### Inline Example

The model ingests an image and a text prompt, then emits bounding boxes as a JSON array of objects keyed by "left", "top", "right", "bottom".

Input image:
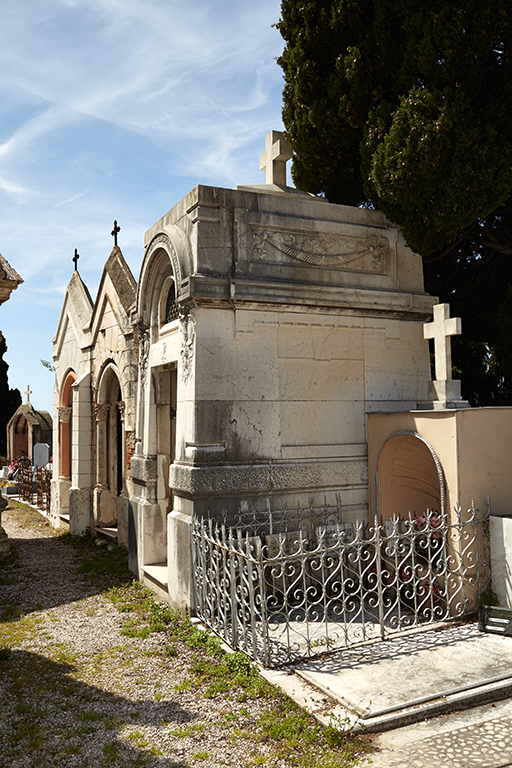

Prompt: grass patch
[
  {"left": 59, "top": 532, "right": 133, "bottom": 587},
  {"left": 190, "top": 651, "right": 273, "bottom": 700},
  {"left": 0, "top": 500, "right": 368, "bottom": 768},
  {"left": 250, "top": 697, "right": 367, "bottom": 768}
]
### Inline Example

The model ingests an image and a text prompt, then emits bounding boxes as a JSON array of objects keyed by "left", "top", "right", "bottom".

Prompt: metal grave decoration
[{"left": 193, "top": 498, "right": 491, "bottom": 668}]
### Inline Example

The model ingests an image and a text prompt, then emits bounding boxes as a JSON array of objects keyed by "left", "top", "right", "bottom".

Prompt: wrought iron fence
[
  {"left": 192, "top": 499, "right": 491, "bottom": 667},
  {"left": 19, "top": 467, "right": 52, "bottom": 512}
]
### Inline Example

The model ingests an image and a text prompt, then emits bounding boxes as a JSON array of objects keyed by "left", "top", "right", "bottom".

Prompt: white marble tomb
[{"left": 51, "top": 131, "right": 437, "bottom": 607}]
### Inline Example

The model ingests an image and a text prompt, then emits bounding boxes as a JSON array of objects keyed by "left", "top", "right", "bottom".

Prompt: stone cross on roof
[
  {"left": 111, "top": 220, "right": 121, "bottom": 247},
  {"left": 24, "top": 385, "right": 32, "bottom": 404},
  {"left": 72, "top": 249, "right": 80, "bottom": 272},
  {"left": 259, "top": 130, "right": 293, "bottom": 186},
  {"left": 423, "top": 303, "right": 461, "bottom": 382}
]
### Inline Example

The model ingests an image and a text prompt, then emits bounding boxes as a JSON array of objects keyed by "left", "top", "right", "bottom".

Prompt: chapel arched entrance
[
  {"left": 13, "top": 415, "right": 29, "bottom": 460},
  {"left": 59, "top": 371, "right": 77, "bottom": 480},
  {"left": 94, "top": 365, "right": 126, "bottom": 531}
]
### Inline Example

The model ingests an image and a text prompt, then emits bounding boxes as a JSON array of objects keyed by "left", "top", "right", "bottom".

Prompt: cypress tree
[{"left": 278, "top": 0, "right": 512, "bottom": 404}]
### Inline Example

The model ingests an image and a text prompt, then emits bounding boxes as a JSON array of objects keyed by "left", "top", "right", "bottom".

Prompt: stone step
[
  {"left": 95, "top": 526, "right": 118, "bottom": 542},
  {"left": 141, "top": 563, "right": 168, "bottom": 591}
]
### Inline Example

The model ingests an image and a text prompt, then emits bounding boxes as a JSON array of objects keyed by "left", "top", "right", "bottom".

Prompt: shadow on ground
[{"left": 0, "top": 649, "right": 191, "bottom": 767}]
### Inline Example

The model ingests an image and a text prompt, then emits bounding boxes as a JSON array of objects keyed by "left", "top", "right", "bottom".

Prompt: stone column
[
  {"left": 58, "top": 406, "right": 71, "bottom": 479},
  {"left": 93, "top": 403, "right": 113, "bottom": 530},
  {"left": 117, "top": 401, "right": 126, "bottom": 479},
  {"left": 94, "top": 403, "right": 110, "bottom": 490}
]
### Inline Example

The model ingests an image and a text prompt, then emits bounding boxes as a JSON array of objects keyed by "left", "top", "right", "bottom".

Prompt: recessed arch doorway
[{"left": 94, "top": 363, "right": 125, "bottom": 530}]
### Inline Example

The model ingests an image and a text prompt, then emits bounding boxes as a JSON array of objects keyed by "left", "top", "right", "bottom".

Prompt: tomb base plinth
[
  {"left": 0, "top": 495, "right": 10, "bottom": 558},
  {"left": 426, "top": 379, "right": 470, "bottom": 410}
]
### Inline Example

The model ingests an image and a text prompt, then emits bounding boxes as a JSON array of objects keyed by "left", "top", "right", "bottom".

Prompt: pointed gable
[{"left": 105, "top": 246, "right": 137, "bottom": 315}]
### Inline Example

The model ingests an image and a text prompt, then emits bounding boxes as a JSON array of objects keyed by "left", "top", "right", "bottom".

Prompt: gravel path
[{"left": 1, "top": 502, "right": 347, "bottom": 768}]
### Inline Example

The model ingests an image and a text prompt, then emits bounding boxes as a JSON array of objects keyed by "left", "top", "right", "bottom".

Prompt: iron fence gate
[
  {"left": 192, "top": 499, "right": 491, "bottom": 667},
  {"left": 19, "top": 467, "right": 52, "bottom": 512}
]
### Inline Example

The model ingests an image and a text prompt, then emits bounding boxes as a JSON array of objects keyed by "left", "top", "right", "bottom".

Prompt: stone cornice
[{"left": 169, "top": 459, "right": 368, "bottom": 496}]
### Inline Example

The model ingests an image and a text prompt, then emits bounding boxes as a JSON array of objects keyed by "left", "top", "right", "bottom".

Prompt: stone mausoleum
[
  {"left": 7, "top": 390, "right": 52, "bottom": 464},
  {"left": 50, "top": 131, "right": 512, "bottom": 609}
]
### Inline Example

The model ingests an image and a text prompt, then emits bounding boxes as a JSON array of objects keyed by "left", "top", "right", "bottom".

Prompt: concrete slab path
[
  {"left": 294, "top": 622, "right": 512, "bottom": 729},
  {"left": 262, "top": 621, "right": 512, "bottom": 767}
]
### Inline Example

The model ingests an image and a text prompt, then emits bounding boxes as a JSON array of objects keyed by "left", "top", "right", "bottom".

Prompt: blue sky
[{"left": 0, "top": 0, "right": 286, "bottom": 412}]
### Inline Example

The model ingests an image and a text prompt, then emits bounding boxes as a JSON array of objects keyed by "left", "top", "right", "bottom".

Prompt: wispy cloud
[
  {"left": 54, "top": 189, "right": 91, "bottom": 207},
  {"left": 0, "top": 0, "right": 285, "bottom": 410}
]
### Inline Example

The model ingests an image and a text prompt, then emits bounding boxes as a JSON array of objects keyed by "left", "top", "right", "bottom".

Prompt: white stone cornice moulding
[
  {"left": 169, "top": 459, "right": 368, "bottom": 496},
  {"left": 184, "top": 275, "right": 436, "bottom": 320},
  {"left": 184, "top": 443, "right": 226, "bottom": 463}
]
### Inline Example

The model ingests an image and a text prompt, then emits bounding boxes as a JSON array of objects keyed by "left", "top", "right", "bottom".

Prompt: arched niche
[
  {"left": 14, "top": 414, "right": 28, "bottom": 459},
  {"left": 96, "top": 363, "right": 124, "bottom": 501},
  {"left": 376, "top": 432, "right": 445, "bottom": 524},
  {"left": 59, "top": 370, "right": 77, "bottom": 479},
  {"left": 135, "top": 225, "right": 191, "bottom": 340}
]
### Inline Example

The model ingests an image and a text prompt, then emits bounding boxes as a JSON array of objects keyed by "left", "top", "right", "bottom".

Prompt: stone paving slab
[
  {"left": 369, "top": 698, "right": 512, "bottom": 768},
  {"left": 293, "top": 622, "right": 512, "bottom": 721},
  {"left": 262, "top": 623, "right": 512, "bottom": 767}
]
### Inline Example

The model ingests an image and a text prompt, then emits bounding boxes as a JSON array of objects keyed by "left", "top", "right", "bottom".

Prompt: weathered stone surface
[
  {"left": 51, "top": 135, "right": 441, "bottom": 609},
  {"left": 170, "top": 459, "right": 368, "bottom": 496}
]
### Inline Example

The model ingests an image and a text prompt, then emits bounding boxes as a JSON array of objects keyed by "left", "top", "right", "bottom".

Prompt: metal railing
[
  {"left": 192, "top": 499, "right": 491, "bottom": 667},
  {"left": 19, "top": 467, "right": 52, "bottom": 513}
]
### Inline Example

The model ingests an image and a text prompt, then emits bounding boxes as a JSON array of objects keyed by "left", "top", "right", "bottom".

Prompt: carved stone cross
[
  {"left": 111, "top": 220, "right": 120, "bottom": 246},
  {"left": 259, "top": 130, "right": 293, "bottom": 186},
  {"left": 72, "top": 249, "right": 80, "bottom": 272},
  {"left": 423, "top": 303, "right": 461, "bottom": 382},
  {"left": 24, "top": 385, "right": 32, "bottom": 404}
]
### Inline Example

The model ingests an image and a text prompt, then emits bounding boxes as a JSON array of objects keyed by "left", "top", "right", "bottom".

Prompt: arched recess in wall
[
  {"left": 96, "top": 362, "right": 125, "bottom": 498},
  {"left": 376, "top": 432, "right": 445, "bottom": 524},
  {"left": 137, "top": 247, "right": 176, "bottom": 340},
  {"left": 135, "top": 225, "right": 192, "bottom": 338},
  {"left": 60, "top": 370, "right": 77, "bottom": 479},
  {"left": 14, "top": 415, "right": 28, "bottom": 459}
]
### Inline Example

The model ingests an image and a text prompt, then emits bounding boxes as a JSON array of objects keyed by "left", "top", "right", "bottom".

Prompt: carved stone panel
[{"left": 252, "top": 227, "right": 388, "bottom": 274}]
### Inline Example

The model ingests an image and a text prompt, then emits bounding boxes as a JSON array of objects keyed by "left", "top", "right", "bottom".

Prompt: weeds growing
[{"left": 0, "top": 500, "right": 369, "bottom": 768}]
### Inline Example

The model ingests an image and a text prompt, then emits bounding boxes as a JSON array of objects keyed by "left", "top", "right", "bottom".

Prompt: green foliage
[
  {"left": 59, "top": 532, "right": 133, "bottom": 587},
  {"left": 479, "top": 587, "right": 500, "bottom": 607},
  {"left": 253, "top": 697, "right": 366, "bottom": 767},
  {"left": 279, "top": 0, "right": 512, "bottom": 256},
  {"left": 278, "top": 0, "right": 512, "bottom": 405},
  {"left": 0, "top": 335, "right": 21, "bottom": 454},
  {"left": 190, "top": 651, "right": 273, "bottom": 700}
]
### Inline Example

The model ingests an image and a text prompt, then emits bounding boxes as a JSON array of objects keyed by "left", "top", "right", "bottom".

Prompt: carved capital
[
  {"left": 58, "top": 406, "right": 71, "bottom": 424},
  {"left": 117, "top": 401, "right": 126, "bottom": 421},
  {"left": 94, "top": 403, "right": 110, "bottom": 422}
]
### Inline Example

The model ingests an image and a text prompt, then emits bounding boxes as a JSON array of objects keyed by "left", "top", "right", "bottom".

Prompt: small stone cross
[
  {"left": 72, "top": 249, "right": 80, "bottom": 272},
  {"left": 259, "top": 130, "right": 293, "bottom": 186},
  {"left": 423, "top": 303, "right": 462, "bottom": 382},
  {"left": 24, "top": 385, "right": 32, "bottom": 404},
  {"left": 111, "top": 220, "right": 121, "bottom": 246}
]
